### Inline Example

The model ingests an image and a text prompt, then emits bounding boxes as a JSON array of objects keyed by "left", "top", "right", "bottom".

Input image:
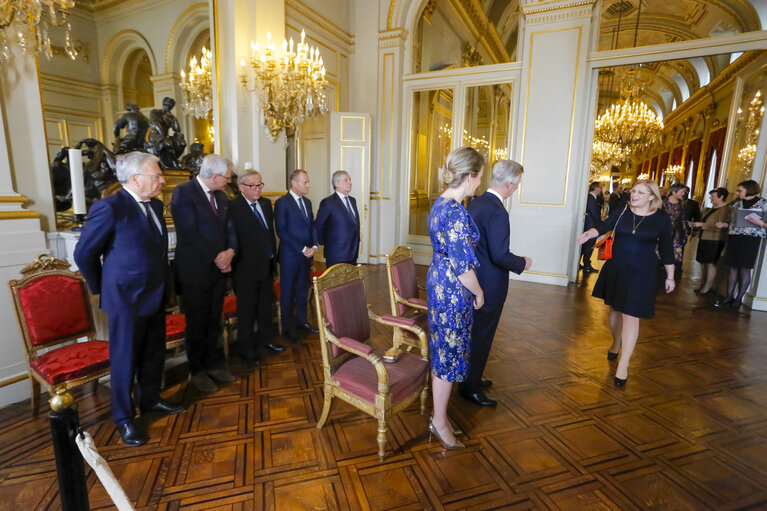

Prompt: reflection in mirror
[
  {"left": 413, "top": 0, "right": 519, "bottom": 73},
  {"left": 409, "top": 88, "right": 453, "bottom": 237},
  {"left": 587, "top": 52, "right": 764, "bottom": 209},
  {"left": 38, "top": 0, "right": 212, "bottom": 227},
  {"left": 725, "top": 64, "right": 767, "bottom": 192},
  {"left": 463, "top": 83, "right": 511, "bottom": 193}
]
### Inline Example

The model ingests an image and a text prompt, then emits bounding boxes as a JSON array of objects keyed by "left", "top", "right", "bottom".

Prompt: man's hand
[
  {"left": 302, "top": 246, "right": 317, "bottom": 258},
  {"left": 523, "top": 256, "right": 532, "bottom": 270},
  {"left": 215, "top": 248, "right": 234, "bottom": 271}
]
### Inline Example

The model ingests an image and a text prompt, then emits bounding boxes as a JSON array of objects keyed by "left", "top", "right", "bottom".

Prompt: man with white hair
[
  {"left": 171, "top": 154, "right": 238, "bottom": 393},
  {"left": 314, "top": 170, "right": 360, "bottom": 267},
  {"left": 462, "top": 159, "right": 532, "bottom": 407},
  {"left": 75, "top": 151, "right": 184, "bottom": 446}
]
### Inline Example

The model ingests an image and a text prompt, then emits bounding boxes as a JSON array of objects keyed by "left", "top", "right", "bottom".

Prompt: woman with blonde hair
[
  {"left": 577, "top": 180, "right": 675, "bottom": 387},
  {"left": 426, "top": 146, "right": 484, "bottom": 449}
]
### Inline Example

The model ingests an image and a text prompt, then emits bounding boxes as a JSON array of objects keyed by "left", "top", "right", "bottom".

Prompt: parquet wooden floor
[{"left": 2, "top": 254, "right": 767, "bottom": 510}]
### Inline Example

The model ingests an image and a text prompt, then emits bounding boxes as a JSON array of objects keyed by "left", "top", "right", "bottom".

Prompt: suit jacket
[
  {"left": 229, "top": 194, "right": 276, "bottom": 282},
  {"left": 74, "top": 188, "right": 169, "bottom": 317},
  {"left": 584, "top": 193, "right": 602, "bottom": 231},
  {"left": 274, "top": 192, "right": 317, "bottom": 260},
  {"left": 314, "top": 193, "right": 360, "bottom": 264},
  {"left": 170, "top": 178, "right": 237, "bottom": 281},
  {"left": 467, "top": 191, "right": 526, "bottom": 307}
]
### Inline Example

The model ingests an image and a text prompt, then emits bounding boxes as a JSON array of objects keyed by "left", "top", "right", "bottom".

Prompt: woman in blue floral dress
[{"left": 426, "top": 146, "right": 485, "bottom": 450}]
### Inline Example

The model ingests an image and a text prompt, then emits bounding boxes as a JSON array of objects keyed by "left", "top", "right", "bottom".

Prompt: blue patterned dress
[{"left": 426, "top": 197, "right": 480, "bottom": 382}]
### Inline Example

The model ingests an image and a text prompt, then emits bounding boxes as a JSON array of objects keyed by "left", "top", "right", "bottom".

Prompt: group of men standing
[{"left": 74, "top": 152, "right": 360, "bottom": 446}]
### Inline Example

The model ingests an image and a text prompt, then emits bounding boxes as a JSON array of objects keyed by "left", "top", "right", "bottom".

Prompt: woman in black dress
[
  {"left": 715, "top": 180, "right": 767, "bottom": 310},
  {"left": 577, "top": 180, "right": 676, "bottom": 387},
  {"left": 690, "top": 187, "right": 730, "bottom": 296}
]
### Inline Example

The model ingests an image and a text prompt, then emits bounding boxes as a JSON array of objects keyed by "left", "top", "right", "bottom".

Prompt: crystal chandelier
[
  {"left": 664, "top": 164, "right": 684, "bottom": 183},
  {"left": 180, "top": 47, "right": 213, "bottom": 120},
  {"left": 0, "top": 0, "right": 77, "bottom": 63},
  {"left": 637, "top": 172, "right": 650, "bottom": 180},
  {"left": 590, "top": 139, "right": 630, "bottom": 178},
  {"left": 240, "top": 30, "right": 328, "bottom": 140},
  {"left": 735, "top": 90, "right": 764, "bottom": 177},
  {"left": 594, "top": 88, "right": 664, "bottom": 153}
]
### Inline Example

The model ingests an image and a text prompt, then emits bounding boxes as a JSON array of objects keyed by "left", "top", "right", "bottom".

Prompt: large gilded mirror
[{"left": 39, "top": 0, "right": 214, "bottom": 227}]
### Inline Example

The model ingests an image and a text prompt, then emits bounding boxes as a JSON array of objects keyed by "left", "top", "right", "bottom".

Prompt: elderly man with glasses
[
  {"left": 171, "top": 154, "right": 238, "bottom": 393},
  {"left": 75, "top": 152, "right": 184, "bottom": 446}
]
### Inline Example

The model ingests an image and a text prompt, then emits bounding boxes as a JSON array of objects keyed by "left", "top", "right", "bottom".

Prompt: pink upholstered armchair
[
  {"left": 385, "top": 246, "right": 429, "bottom": 357},
  {"left": 8, "top": 255, "right": 110, "bottom": 415},
  {"left": 312, "top": 263, "right": 429, "bottom": 461}
]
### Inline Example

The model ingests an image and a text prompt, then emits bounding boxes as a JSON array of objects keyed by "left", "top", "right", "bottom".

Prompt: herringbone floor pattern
[{"left": 1, "top": 255, "right": 767, "bottom": 510}]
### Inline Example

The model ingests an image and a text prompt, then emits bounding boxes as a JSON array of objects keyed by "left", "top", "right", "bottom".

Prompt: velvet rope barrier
[{"left": 75, "top": 432, "right": 135, "bottom": 511}]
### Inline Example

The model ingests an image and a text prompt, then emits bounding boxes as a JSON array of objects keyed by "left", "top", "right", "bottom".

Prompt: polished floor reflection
[{"left": 0, "top": 255, "right": 766, "bottom": 510}]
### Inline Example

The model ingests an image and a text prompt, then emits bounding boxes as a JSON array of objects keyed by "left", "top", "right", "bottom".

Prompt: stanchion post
[{"left": 49, "top": 389, "right": 90, "bottom": 511}]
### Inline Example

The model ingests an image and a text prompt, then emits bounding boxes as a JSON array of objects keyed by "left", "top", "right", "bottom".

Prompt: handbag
[{"left": 594, "top": 205, "right": 627, "bottom": 261}]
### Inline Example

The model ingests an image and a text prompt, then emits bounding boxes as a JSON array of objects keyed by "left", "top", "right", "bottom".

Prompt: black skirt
[
  {"left": 724, "top": 235, "right": 763, "bottom": 269},
  {"left": 696, "top": 239, "right": 725, "bottom": 264}
]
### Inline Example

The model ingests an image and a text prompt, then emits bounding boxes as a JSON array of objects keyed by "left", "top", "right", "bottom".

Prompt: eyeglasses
[
  {"left": 242, "top": 182, "right": 265, "bottom": 189},
  {"left": 136, "top": 173, "right": 163, "bottom": 181}
]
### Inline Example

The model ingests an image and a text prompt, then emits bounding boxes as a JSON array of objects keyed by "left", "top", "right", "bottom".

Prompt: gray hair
[
  {"left": 237, "top": 169, "right": 262, "bottom": 184},
  {"left": 199, "top": 154, "right": 233, "bottom": 179},
  {"left": 116, "top": 152, "right": 159, "bottom": 183},
  {"left": 490, "top": 159, "right": 523, "bottom": 187},
  {"left": 442, "top": 146, "right": 484, "bottom": 188},
  {"left": 331, "top": 170, "right": 349, "bottom": 189}
]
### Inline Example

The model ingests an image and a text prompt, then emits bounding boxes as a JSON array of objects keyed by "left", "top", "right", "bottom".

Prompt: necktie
[
  {"left": 344, "top": 195, "right": 356, "bottom": 220},
  {"left": 208, "top": 191, "right": 217, "bottom": 214},
  {"left": 298, "top": 197, "right": 308, "bottom": 219},
  {"left": 141, "top": 202, "right": 160, "bottom": 236},
  {"left": 251, "top": 202, "right": 267, "bottom": 230}
]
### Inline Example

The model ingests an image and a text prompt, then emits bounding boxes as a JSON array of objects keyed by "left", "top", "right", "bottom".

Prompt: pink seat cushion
[
  {"left": 333, "top": 350, "right": 428, "bottom": 405},
  {"left": 166, "top": 314, "right": 186, "bottom": 342},
  {"left": 30, "top": 341, "right": 110, "bottom": 386},
  {"left": 222, "top": 295, "right": 237, "bottom": 319},
  {"left": 18, "top": 275, "right": 92, "bottom": 346}
]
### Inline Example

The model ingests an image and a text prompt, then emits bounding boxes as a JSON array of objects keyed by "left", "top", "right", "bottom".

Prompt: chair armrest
[
  {"left": 405, "top": 297, "right": 427, "bottom": 310},
  {"left": 339, "top": 336, "right": 373, "bottom": 355},
  {"left": 367, "top": 307, "right": 429, "bottom": 358},
  {"left": 417, "top": 283, "right": 426, "bottom": 291},
  {"left": 321, "top": 322, "right": 390, "bottom": 391}
]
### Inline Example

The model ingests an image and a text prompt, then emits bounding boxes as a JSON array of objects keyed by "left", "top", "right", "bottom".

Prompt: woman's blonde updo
[{"left": 441, "top": 146, "right": 485, "bottom": 188}]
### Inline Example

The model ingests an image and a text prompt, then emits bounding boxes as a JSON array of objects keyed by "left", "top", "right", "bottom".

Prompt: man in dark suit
[
  {"left": 314, "top": 170, "right": 360, "bottom": 267},
  {"left": 171, "top": 154, "right": 237, "bottom": 393},
  {"left": 74, "top": 152, "right": 184, "bottom": 446},
  {"left": 580, "top": 181, "right": 603, "bottom": 273},
  {"left": 461, "top": 159, "right": 531, "bottom": 407},
  {"left": 229, "top": 169, "right": 285, "bottom": 366},
  {"left": 274, "top": 169, "right": 318, "bottom": 342},
  {"left": 608, "top": 186, "right": 624, "bottom": 214}
]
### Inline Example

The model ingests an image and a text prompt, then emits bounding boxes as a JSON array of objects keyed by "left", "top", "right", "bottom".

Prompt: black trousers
[
  {"left": 181, "top": 272, "right": 225, "bottom": 374},
  {"left": 107, "top": 308, "right": 165, "bottom": 426},
  {"left": 462, "top": 302, "right": 504, "bottom": 394},
  {"left": 581, "top": 238, "right": 596, "bottom": 268},
  {"left": 234, "top": 274, "right": 274, "bottom": 359}
]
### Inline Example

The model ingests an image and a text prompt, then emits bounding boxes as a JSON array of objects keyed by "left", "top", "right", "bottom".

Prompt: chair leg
[
  {"left": 30, "top": 378, "right": 40, "bottom": 417},
  {"left": 377, "top": 419, "right": 388, "bottom": 461},
  {"left": 222, "top": 320, "right": 229, "bottom": 359},
  {"left": 90, "top": 378, "right": 99, "bottom": 394},
  {"left": 276, "top": 306, "right": 282, "bottom": 336},
  {"left": 420, "top": 384, "right": 429, "bottom": 415},
  {"left": 316, "top": 386, "right": 333, "bottom": 429}
]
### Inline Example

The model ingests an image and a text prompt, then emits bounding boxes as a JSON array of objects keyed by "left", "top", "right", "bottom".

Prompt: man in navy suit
[
  {"left": 74, "top": 152, "right": 184, "bottom": 446},
  {"left": 580, "top": 181, "right": 603, "bottom": 273},
  {"left": 275, "top": 169, "right": 318, "bottom": 342},
  {"left": 315, "top": 170, "right": 360, "bottom": 267},
  {"left": 462, "top": 159, "right": 531, "bottom": 407},
  {"left": 229, "top": 169, "right": 284, "bottom": 367},
  {"left": 171, "top": 154, "right": 238, "bottom": 393}
]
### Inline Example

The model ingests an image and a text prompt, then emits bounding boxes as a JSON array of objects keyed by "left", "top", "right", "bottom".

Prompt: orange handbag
[{"left": 594, "top": 206, "right": 627, "bottom": 261}]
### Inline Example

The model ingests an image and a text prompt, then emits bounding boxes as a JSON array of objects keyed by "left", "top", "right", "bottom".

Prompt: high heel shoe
[
  {"left": 606, "top": 350, "right": 619, "bottom": 361},
  {"left": 429, "top": 414, "right": 462, "bottom": 435},
  {"left": 428, "top": 419, "right": 465, "bottom": 450},
  {"left": 613, "top": 377, "right": 627, "bottom": 387}
]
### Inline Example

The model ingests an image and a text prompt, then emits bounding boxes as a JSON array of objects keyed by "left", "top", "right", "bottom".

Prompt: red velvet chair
[
  {"left": 312, "top": 263, "right": 429, "bottom": 461},
  {"left": 385, "top": 246, "right": 429, "bottom": 356},
  {"left": 221, "top": 294, "right": 237, "bottom": 358},
  {"left": 165, "top": 312, "right": 186, "bottom": 353},
  {"left": 273, "top": 268, "right": 324, "bottom": 336},
  {"left": 8, "top": 254, "right": 110, "bottom": 415}
]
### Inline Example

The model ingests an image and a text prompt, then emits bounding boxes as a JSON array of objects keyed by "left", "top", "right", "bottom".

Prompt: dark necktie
[
  {"left": 344, "top": 195, "right": 356, "bottom": 220},
  {"left": 298, "top": 197, "right": 308, "bottom": 220},
  {"left": 141, "top": 201, "right": 160, "bottom": 236},
  {"left": 251, "top": 202, "right": 267, "bottom": 230},
  {"left": 208, "top": 191, "right": 217, "bottom": 214}
]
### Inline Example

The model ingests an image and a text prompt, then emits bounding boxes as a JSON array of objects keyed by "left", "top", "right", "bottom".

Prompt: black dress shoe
[
  {"left": 479, "top": 377, "right": 493, "bottom": 387},
  {"left": 607, "top": 350, "right": 619, "bottom": 361},
  {"left": 460, "top": 390, "right": 497, "bottom": 407},
  {"left": 614, "top": 376, "right": 627, "bottom": 387},
  {"left": 239, "top": 354, "right": 262, "bottom": 367},
  {"left": 299, "top": 322, "right": 319, "bottom": 334},
  {"left": 116, "top": 422, "right": 147, "bottom": 446},
  {"left": 265, "top": 342, "right": 286, "bottom": 352},
  {"left": 140, "top": 399, "right": 185, "bottom": 415}
]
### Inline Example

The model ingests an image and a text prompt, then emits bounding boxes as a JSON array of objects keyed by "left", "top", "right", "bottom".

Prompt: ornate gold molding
[
  {"left": 379, "top": 29, "right": 408, "bottom": 49},
  {"left": 0, "top": 211, "right": 41, "bottom": 220},
  {"left": 0, "top": 196, "right": 30, "bottom": 203},
  {"left": 523, "top": 1, "right": 595, "bottom": 25},
  {"left": 0, "top": 373, "right": 28, "bottom": 389}
]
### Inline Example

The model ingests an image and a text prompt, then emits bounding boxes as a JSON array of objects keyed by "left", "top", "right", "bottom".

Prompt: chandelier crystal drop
[
  {"left": 240, "top": 30, "right": 328, "bottom": 140},
  {"left": 180, "top": 47, "right": 213, "bottom": 120},
  {"left": 594, "top": 94, "right": 664, "bottom": 153},
  {"left": 0, "top": 0, "right": 77, "bottom": 63}
]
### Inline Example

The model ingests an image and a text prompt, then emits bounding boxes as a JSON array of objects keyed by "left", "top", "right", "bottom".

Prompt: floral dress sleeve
[{"left": 444, "top": 202, "right": 479, "bottom": 277}]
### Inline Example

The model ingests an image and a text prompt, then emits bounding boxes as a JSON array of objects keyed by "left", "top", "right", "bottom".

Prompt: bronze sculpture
[
  {"left": 112, "top": 104, "right": 150, "bottom": 154},
  {"left": 75, "top": 138, "right": 118, "bottom": 202},
  {"left": 179, "top": 142, "right": 205, "bottom": 176},
  {"left": 146, "top": 97, "right": 186, "bottom": 169}
]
